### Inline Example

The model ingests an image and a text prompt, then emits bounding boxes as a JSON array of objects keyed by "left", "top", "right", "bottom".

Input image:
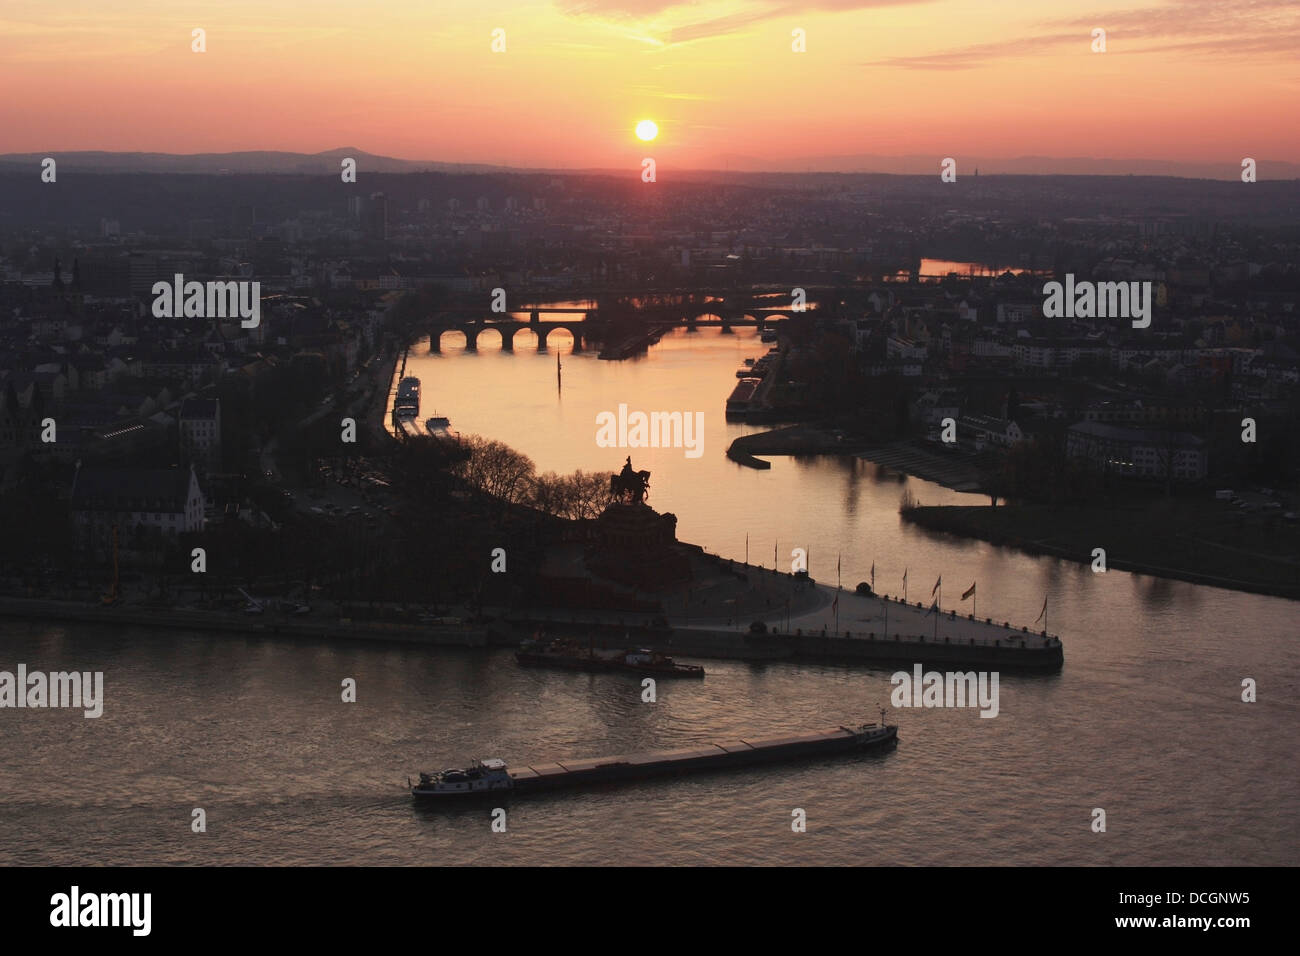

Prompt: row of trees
[{"left": 453, "top": 434, "right": 614, "bottom": 520}]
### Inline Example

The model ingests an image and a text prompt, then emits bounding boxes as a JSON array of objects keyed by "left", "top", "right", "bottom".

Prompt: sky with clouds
[{"left": 2, "top": 0, "right": 1296, "bottom": 170}]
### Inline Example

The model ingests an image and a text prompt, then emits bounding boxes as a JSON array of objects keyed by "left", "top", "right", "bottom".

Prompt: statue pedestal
[{"left": 586, "top": 501, "right": 692, "bottom": 591}]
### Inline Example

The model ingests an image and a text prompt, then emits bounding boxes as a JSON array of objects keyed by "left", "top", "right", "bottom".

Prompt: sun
[{"left": 635, "top": 119, "right": 658, "bottom": 142}]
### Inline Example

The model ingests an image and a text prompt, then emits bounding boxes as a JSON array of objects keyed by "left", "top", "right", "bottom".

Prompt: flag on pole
[
  {"left": 902, "top": 567, "right": 908, "bottom": 585},
  {"left": 961, "top": 581, "right": 976, "bottom": 601},
  {"left": 931, "top": 575, "right": 942, "bottom": 597},
  {"left": 831, "top": 593, "right": 839, "bottom": 613},
  {"left": 924, "top": 599, "right": 938, "bottom": 617},
  {"left": 870, "top": 561, "right": 876, "bottom": 591},
  {"left": 1033, "top": 594, "right": 1048, "bottom": 624}
]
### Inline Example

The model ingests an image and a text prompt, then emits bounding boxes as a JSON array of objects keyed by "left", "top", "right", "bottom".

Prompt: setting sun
[{"left": 635, "top": 119, "right": 658, "bottom": 142}]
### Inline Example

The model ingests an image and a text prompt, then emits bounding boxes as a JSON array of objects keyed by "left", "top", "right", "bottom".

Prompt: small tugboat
[
  {"left": 409, "top": 758, "right": 512, "bottom": 797},
  {"left": 516, "top": 636, "right": 705, "bottom": 678}
]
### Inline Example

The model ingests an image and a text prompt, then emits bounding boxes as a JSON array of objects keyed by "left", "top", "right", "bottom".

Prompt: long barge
[{"left": 410, "top": 717, "right": 898, "bottom": 798}]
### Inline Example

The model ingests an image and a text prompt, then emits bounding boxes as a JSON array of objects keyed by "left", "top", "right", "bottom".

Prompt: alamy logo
[
  {"left": 50, "top": 886, "right": 150, "bottom": 936},
  {"left": 151, "top": 273, "right": 260, "bottom": 328},
  {"left": 0, "top": 665, "right": 103, "bottom": 717},
  {"left": 890, "top": 664, "right": 999, "bottom": 718},
  {"left": 595, "top": 404, "right": 704, "bottom": 459},
  {"left": 1042, "top": 273, "right": 1151, "bottom": 328}
]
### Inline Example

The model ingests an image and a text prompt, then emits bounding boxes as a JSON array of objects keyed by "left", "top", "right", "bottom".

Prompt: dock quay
[
  {"left": 508, "top": 615, "right": 1061, "bottom": 670},
  {"left": 1, "top": 590, "right": 1062, "bottom": 671},
  {"left": 510, "top": 572, "right": 1064, "bottom": 671},
  {"left": 411, "top": 720, "right": 899, "bottom": 798},
  {"left": 725, "top": 445, "right": 771, "bottom": 469}
]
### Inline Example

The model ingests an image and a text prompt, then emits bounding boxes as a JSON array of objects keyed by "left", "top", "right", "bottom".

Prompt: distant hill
[
  {"left": 705, "top": 153, "right": 1300, "bottom": 181},
  {"left": 0, "top": 148, "right": 507, "bottom": 175},
  {"left": 0, "top": 149, "right": 1295, "bottom": 181}
]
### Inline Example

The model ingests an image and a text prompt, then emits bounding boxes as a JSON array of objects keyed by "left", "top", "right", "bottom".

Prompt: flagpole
[{"left": 745, "top": 533, "right": 749, "bottom": 566}]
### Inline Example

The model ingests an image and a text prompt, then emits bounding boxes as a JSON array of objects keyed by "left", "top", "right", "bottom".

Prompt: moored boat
[
  {"left": 424, "top": 413, "right": 458, "bottom": 439},
  {"left": 394, "top": 376, "right": 421, "bottom": 419},
  {"left": 516, "top": 637, "right": 705, "bottom": 677}
]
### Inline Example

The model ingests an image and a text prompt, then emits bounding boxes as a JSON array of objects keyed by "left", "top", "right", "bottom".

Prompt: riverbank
[
  {"left": 903, "top": 501, "right": 1300, "bottom": 601},
  {"left": 0, "top": 596, "right": 492, "bottom": 646},
  {"left": 857, "top": 441, "right": 988, "bottom": 494},
  {"left": 726, "top": 428, "right": 989, "bottom": 493},
  {"left": 0, "top": 586, "right": 1060, "bottom": 671},
  {"left": 727, "top": 423, "right": 866, "bottom": 456}
]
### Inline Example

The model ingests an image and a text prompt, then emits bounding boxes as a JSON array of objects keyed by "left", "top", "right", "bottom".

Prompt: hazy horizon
[
  {"left": 3, "top": 0, "right": 1297, "bottom": 174},
  {"left": 3, "top": 146, "right": 1297, "bottom": 181}
]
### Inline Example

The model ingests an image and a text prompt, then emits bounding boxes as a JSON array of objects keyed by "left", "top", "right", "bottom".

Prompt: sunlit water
[{"left": 1, "top": 328, "right": 1294, "bottom": 865}]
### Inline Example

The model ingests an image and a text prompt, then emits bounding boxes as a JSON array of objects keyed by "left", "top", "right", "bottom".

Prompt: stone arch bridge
[{"left": 425, "top": 306, "right": 792, "bottom": 353}]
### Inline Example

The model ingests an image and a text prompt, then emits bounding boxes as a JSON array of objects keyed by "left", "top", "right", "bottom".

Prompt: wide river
[{"left": 1, "top": 328, "right": 1294, "bottom": 865}]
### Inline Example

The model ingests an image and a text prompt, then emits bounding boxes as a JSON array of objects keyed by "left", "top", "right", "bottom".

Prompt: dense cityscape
[{"left": 1, "top": 162, "right": 1297, "bottom": 608}]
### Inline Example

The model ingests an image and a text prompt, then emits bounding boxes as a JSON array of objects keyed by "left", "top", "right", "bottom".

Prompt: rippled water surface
[{"left": 2, "top": 329, "right": 1295, "bottom": 865}]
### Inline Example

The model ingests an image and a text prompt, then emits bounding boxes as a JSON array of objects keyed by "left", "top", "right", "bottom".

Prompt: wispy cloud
[
  {"left": 862, "top": 0, "right": 1300, "bottom": 70},
  {"left": 556, "top": 0, "right": 939, "bottom": 46},
  {"left": 668, "top": 9, "right": 780, "bottom": 44},
  {"left": 864, "top": 33, "right": 1078, "bottom": 70}
]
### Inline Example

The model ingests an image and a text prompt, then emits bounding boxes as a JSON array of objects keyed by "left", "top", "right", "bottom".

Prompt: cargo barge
[{"left": 410, "top": 716, "right": 898, "bottom": 798}]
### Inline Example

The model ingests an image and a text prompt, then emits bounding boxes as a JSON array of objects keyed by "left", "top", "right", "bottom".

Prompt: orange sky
[{"left": 2, "top": 0, "right": 1297, "bottom": 170}]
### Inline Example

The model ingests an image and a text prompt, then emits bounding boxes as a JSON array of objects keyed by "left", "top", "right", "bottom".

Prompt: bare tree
[
  {"left": 529, "top": 471, "right": 574, "bottom": 517},
  {"left": 561, "top": 470, "right": 616, "bottom": 520},
  {"left": 455, "top": 435, "right": 536, "bottom": 507}
]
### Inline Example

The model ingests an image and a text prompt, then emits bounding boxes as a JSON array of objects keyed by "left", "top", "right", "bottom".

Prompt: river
[{"left": 0, "top": 327, "right": 1294, "bottom": 865}]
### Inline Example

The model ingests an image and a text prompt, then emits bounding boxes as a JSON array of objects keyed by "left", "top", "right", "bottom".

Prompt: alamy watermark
[
  {"left": 1042, "top": 273, "right": 1151, "bottom": 328},
  {"left": 595, "top": 403, "right": 704, "bottom": 459},
  {"left": 0, "top": 665, "right": 103, "bottom": 717},
  {"left": 50, "top": 886, "right": 150, "bottom": 936},
  {"left": 151, "top": 274, "right": 261, "bottom": 328},
  {"left": 890, "top": 664, "right": 999, "bottom": 718}
]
